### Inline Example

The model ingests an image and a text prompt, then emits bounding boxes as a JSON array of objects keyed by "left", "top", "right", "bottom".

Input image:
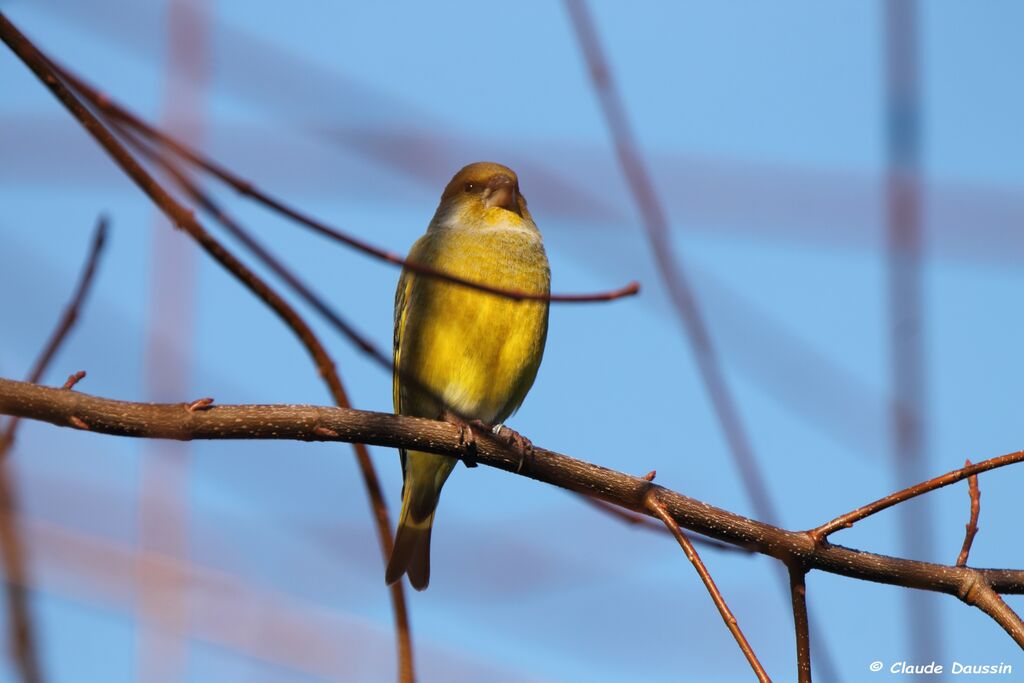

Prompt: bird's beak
[{"left": 483, "top": 175, "right": 521, "bottom": 216}]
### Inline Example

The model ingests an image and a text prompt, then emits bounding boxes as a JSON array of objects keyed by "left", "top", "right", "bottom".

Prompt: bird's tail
[{"left": 386, "top": 452, "right": 446, "bottom": 590}]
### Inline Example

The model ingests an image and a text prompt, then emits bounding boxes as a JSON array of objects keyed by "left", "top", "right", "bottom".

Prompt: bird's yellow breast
[{"left": 394, "top": 224, "right": 550, "bottom": 424}]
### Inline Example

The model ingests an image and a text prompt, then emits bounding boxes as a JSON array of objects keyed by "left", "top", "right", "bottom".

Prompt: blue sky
[{"left": 1, "top": 1, "right": 1023, "bottom": 681}]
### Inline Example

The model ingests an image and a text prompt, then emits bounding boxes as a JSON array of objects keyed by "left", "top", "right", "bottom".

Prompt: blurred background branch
[
  {"left": 0, "top": 216, "right": 107, "bottom": 683},
  {"left": 563, "top": 1, "right": 842, "bottom": 678}
]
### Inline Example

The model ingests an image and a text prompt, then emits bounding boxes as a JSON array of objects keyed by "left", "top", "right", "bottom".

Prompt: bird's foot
[
  {"left": 441, "top": 411, "right": 487, "bottom": 468},
  {"left": 492, "top": 424, "right": 534, "bottom": 474}
]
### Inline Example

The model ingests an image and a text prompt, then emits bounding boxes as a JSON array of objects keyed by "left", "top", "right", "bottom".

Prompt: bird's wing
[{"left": 393, "top": 266, "right": 414, "bottom": 481}]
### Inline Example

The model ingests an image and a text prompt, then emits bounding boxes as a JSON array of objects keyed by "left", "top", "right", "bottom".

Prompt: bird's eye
[{"left": 463, "top": 182, "right": 482, "bottom": 194}]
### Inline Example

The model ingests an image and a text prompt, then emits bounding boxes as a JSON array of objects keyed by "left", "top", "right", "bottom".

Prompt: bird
[{"left": 385, "top": 162, "right": 551, "bottom": 590}]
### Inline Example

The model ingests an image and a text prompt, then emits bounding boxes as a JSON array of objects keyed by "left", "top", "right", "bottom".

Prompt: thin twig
[
  {"left": 810, "top": 453, "right": 1021, "bottom": 542},
  {"left": 3, "top": 379, "right": 1024, "bottom": 601},
  {"left": 0, "top": 15, "right": 415, "bottom": 681},
  {"left": 788, "top": 564, "right": 812, "bottom": 683},
  {"left": 956, "top": 459, "right": 981, "bottom": 567},
  {"left": 646, "top": 493, "right": 771, "bottom": 682},
  {"left": 0, "top": 216, "right": 104, "bottom": 683},
  {"left": 50, "top": 60, "right": 638, "bottom": 305},
  {"left": 0, "top": 217, "right": 106, "bottom": 454}
]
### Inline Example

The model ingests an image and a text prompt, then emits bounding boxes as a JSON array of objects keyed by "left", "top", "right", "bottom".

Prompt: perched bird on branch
[{"left": 386, "top": 162, "right": 551, "bottom": 590}]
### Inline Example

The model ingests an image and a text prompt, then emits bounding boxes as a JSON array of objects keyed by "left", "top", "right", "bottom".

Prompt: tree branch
[
  {"left": 809, "top": 452, "right": 1020, "bottom": 542},
  {"left": 49, "top": 57, "right": 638, "bottom": 305},
  {"left": 114, "top": 124, "right": 397, "bottom": 385},
  {"left": 956, "top": 459, "right": 981, "bottom": 567},
  {"left": 646, "top": 494, "right": 770, "bottom": 682},
  {"left": 0, "top": 15, "right": 414, "bottom": 681},
  {"left": 959, "top": 574, "right": 1024, "bottom": 648},
  {"left": 788, "top": 564, "right": 812, "bottom": 683},
  {"left": 3, "top": 377, "right": 1024, "bottom": 606}
]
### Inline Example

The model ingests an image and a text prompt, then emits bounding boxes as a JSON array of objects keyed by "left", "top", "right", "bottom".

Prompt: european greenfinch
[{"left": 385, "top": 162, "right": 550, "bottom": 590}]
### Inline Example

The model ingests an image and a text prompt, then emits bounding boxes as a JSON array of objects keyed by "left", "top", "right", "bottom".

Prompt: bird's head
[{"left": 434, "top": 162, "right": 533, "bottom": 229}]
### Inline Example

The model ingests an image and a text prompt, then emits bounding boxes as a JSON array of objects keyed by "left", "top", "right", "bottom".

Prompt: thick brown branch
[
  {"left": 647, "top": 495, "right": 770, "bottom": 682},
  {"left": 956, "top": 459, "right": 981, "bottom": 567},
  {"left": 3, "top": 377, "right": 1024, "bottom": 604}
]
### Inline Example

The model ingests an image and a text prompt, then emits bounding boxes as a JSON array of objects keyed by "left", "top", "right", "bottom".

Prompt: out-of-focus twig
[
  {"left": 564, "top": 4, "right": 841, "bottom": 679},
  {"left": 0, "top": 215, "right": 106, "bottom": 683},
  {"left": 956, "top": 459, "right": 981, "bottom": 567},
  {"left": 563, "top": 0, "right": 778, "bottom": 526},
  {"left": 116, "top": 124, "right": 393, "bottom": 371},
  {"left": 135, "top": 3, "right": 205, "bottom": 677},
  {"left": 884, "top": 0, "right": 938, "bottom": 661},
  {"left": 50, "top": 59, "right": 639, "bottom": 305},
  {"left": 0, "top": 447, "right": 42, "bottom": 683},
  {"left": 0, "top": 15, "right": 416, "bottom": 681},
  {"left": 645, "top": 493, "right": 771, "bottom": 682}
]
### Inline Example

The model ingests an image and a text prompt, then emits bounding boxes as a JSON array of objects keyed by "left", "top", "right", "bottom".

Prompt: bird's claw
[
  {"left": 442, "top": 411, "right": 480, "bottom": 467},
  {"left": 442, "top": 414, "right": 533, "bottom": 472},
  {"left": 494, "top": 425, "right": 533, "bottom": 473}
]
